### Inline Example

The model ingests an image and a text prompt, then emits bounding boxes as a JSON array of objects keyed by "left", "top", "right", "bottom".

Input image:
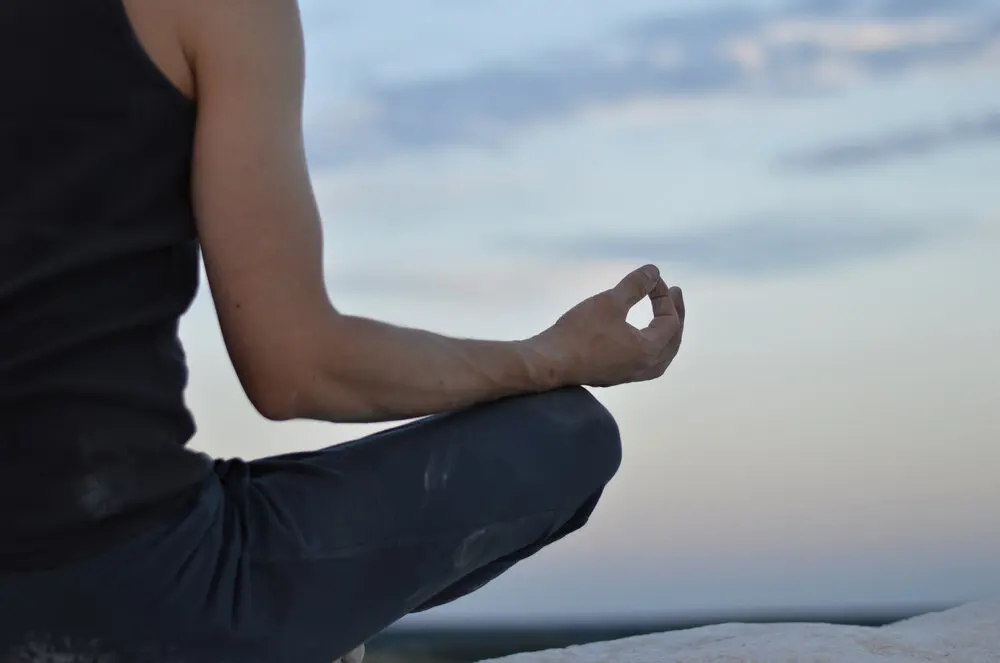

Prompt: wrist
[{"left": 516, "top": 330, "right": 576, "bottom": 392}]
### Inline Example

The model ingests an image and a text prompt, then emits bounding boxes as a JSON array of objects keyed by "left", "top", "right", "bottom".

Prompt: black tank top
[{"left": 0, "top": 0, "right": 213, "bottom": 569}]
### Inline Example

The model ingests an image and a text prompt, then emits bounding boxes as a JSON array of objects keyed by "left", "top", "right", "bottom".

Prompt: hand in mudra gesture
[{"left": 534, "top": 265, "right": 686, "bottom": 388}]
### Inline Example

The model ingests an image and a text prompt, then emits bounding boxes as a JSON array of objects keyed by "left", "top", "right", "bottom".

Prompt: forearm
[{"left": 292, "top": 313, "right": 569, "bottom": 423}]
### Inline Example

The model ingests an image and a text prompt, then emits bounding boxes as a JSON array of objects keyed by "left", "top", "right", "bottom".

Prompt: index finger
[{"left": 609, "top": 264, "right": 660, "bottom": 311}]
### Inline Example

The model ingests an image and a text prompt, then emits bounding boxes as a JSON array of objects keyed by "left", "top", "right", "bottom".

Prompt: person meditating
[{"left": 0, "top": 0, "right": 686, "bottom": 661}]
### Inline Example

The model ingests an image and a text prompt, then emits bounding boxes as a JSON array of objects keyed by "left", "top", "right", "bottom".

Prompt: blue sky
[{"left": 180, "top": 0, "right": 1000, "bottom": 621}]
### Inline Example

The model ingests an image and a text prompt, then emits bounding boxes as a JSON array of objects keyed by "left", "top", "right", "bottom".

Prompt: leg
[{"left": 224, "top": 386, "right": 622, "bottom": 662}]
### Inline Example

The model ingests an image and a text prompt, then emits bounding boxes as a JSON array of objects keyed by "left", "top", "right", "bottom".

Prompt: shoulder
[{"left": 176, "top": 0, "right": 305, "bottom": 78}]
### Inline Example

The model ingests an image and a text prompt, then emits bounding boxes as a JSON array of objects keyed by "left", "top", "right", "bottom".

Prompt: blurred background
[{"left": 181, "top": 0, "right": 1000, "bottom": 659}]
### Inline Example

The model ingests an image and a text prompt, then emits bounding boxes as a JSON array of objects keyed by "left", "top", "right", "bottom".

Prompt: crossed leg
[{"left": 223, "top": 386, "right": 623, "bottom": 662}]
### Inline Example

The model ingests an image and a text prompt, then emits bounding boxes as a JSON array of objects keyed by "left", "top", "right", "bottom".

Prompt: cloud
[
  {"left": 505, "top": 216, "right": 941, "bottom": 276},
  {"left": 328, "top": 269, "right": 504, "bottom": 302},
  {"left": 309, "top": 0, "right": 1000, "bottom": 167},
  {"left": 792, "top": 0, "right": 993, "bottom": 19},
  {"left": 322, "top": 258, "right": 635, "bottom": 306},
  {"left": 777, "top": 110, "right": 1000, "bottom": 171},
  {"left": 834, "top": 0, "right": 994, "bottom": 20}
]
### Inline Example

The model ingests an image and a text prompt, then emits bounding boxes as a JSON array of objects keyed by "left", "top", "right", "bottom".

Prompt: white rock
[{"left": 480, "top": 600, "right": 1000, "bottom": 663}]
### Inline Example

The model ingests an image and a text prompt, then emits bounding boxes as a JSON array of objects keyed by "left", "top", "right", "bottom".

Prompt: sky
[{"left": 179, "top": 0, "right": 1000, "bottom": 622}]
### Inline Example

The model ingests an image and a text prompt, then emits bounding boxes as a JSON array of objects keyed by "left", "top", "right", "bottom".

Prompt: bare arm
[
  {"left": 179, "top": 0, "right": 683, "bottom": 424},
  {"left": 179, "top": 0, "right": 566, "bottom": 423}
]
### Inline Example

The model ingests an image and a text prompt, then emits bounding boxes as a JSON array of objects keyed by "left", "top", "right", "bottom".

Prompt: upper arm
[{"left": 179, "top": 0, "right": 334, "bottom": 418}]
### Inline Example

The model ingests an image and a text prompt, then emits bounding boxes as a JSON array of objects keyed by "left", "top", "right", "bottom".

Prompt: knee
[
  {"left": 529, "top": 387, "right": 623, "bottom": 487},
  {"left": 571, "top": 388, "right": 623, "bottom": 486}
]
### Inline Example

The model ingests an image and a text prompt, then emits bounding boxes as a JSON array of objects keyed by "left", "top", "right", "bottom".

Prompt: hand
[{"left": 533, "top": 265, "right": 686, "bottom": 388}]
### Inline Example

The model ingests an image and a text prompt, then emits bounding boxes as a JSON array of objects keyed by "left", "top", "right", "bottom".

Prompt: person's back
[
  {"left": 0, "top": 0, "right": 211, "bottom": 568},
  {"left": 0, "top": 0, "right": 684, "bottom": 660}
]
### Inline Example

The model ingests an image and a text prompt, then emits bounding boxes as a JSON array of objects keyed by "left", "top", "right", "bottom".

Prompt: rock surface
[{"left": 481, "top": 600, "right": 1000, "bottom": 663}]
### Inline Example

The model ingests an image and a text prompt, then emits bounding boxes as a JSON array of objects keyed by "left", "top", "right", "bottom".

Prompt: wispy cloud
[
  {"left": 505, "top": 216, "right": 942, "bottom": 276},
  {"left": 777, "top": 110, "right": 1000, "bottom": 172},
  {"left": 309, "top": 0, "right": 1000, "bottom": 167}
]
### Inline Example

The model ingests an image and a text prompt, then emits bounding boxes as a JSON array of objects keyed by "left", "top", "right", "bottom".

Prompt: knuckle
[{"left": 596, "top": 290, "right": 617, "bottom": 308}]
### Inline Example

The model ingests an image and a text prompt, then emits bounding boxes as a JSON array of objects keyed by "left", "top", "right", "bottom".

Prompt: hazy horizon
[{"left": 180, "top": 0, "right": 1000, "bottom": 622}]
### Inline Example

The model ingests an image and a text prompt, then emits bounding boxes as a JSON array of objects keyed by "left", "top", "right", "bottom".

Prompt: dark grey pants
[{"left": 0, "top": 387, "right": 622, "bottom": 663}]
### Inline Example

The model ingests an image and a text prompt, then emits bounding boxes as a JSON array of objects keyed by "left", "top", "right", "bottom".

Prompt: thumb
[{"left": 609, "top": 264, "right": 660, "bottom": 311}]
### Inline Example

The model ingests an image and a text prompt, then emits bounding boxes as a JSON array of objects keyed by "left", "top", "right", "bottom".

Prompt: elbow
[
  {"left": 239, "top": 358, "right": 317, "bottom": 422},
  {"left": 254, "top": 399, "right": 297, "bottom": 423},
  {"left": 244, "top": 365, "right": 374, "bottom": 424},
  {"left": 235, "top": 312, "right": 377, "bottom": 423},
  {"left": 246, "top": 380, "right": 305, "bottom": 422},
  {"left": 235, "top": 316, "right": 335, "bottom": 422}
]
